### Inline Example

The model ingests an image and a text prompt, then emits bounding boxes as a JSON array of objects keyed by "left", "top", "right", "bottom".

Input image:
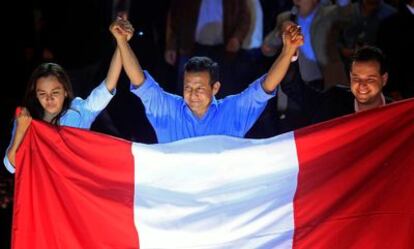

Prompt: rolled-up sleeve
[
  {"left": 82, "top": 80, "right": 116, "bottom": 113},
  {"left": 3, "top": 122, "right": 16, "bottom": 174},
  {"left": 3, "top": 155, "right": 15, "bottom": 174},
  {"left": 130, "top": 71, "right": 161, "bottom": 101},
  {"left": 244, "top": 74, "right": 277, "bottom": 103},
  {"left": 130, "top": 71, "right": 179, "bottom": 117}
]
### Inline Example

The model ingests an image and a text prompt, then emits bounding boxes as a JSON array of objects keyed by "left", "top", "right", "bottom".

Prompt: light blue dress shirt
[
  {"left": 296, "top": 6, "right": 323, "bottom": 82},
  {"left": 131, "top": 71, "right": 275, "bottom": 143},
  {"left": 3, "top": 81, "right": 115, "bottom": 173},
  {"left": 195, "top": 0, "right": 224, "bottom": 45}
]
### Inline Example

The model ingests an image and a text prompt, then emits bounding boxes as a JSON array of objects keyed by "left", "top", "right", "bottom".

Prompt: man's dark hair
[
  {"left": 184, "top": 56, "right": 220, "bottom": 85},
  {"left": 351, "top": 45, "right": 387, "bottom": 75}
]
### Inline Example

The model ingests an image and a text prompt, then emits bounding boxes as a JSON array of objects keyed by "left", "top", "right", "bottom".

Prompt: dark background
[{"left": 0, "top": 0, "right": 403, "bottom": 248}]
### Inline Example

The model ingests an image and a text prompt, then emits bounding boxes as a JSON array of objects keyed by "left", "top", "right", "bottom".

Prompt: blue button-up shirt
[
  {"left": 3, "top": 81, "right": 115, "bottom": 173},
  {"left": 131, "top": 71, "right": 275, "bottom": 143}
]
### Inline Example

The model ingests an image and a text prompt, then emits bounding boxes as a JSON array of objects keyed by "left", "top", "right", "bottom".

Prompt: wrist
[
  {"left": 281, "top": 46, "right": 297, "bottom": 58},
  {"left": 115, "top": 36, "right": 128, "bottom": 44},
  {"left": 7, "top": 149, "right": 15, "bottom": 159}
]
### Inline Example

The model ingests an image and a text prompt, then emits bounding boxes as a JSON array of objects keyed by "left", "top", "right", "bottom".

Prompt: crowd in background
[{"left": 1, "top": 0, "right": 413, "bottom": 247}]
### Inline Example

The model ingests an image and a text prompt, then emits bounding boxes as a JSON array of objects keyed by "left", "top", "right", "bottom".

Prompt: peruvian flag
[{"left": 12, "top": 99, "right": 414, "bottom": 249}]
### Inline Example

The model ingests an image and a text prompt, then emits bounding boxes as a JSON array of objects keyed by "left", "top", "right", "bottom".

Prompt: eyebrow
[
  {"left": 184, "top": 81, "right": 205, "bottom": 86},
  {"left": 351, "top": 73, "right": 379, "bottom": 78},
  {"left": 36, "top": 87, "right": 63, "bottom": 92}
]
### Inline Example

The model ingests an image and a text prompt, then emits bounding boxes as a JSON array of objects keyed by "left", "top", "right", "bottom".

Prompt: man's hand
[
  {"left": 281, "top": 22, "right": 304, "bottom": 57},
  {"left": 164, "top": 50, "right": 177, "bottom": 66},
  {"left": 110, "top": 17, "right": 135, "bottom": 42},
  {"left": 225, "top": 37, "right": 241, "bottom": 53},
  {"left": 261, "top": 44, "right": 276, "bottom": 57},
  {"left": 261, "top": 22, "right": 304, "bottom": 93}
]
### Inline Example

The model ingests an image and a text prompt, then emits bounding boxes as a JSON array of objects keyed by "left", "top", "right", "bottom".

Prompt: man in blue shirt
[{"left": 115, "top": 20, "right": 303, "bottom": 143}]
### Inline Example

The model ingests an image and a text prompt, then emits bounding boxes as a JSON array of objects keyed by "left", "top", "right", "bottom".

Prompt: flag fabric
[{"left": 12, "top": 99, "right": 414, "bottom": 249}]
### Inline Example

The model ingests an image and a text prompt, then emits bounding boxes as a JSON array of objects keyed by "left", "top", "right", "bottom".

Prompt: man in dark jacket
[
  {"left": 164, "top": 0, "right": 251, "bottom": 96},
  {"left": 287, "top": 45, "right": 392, "bottom": 125},
  {"left": 247, "top": 45, "right": 391, "bottom": 138}
]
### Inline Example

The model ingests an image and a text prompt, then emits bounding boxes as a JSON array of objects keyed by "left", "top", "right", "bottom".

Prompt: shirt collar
[
  {"left": 354, "top": 93, "right": 386, "bottom": 112},
  {"left": 296, "top": 4, "right": 319, "bottom": 22},
  {"left": 210, "top": 96, "right": 218, "bottom": 107},
  {"left": 183, "top": 96, "right": 218, "bottom": 122}
]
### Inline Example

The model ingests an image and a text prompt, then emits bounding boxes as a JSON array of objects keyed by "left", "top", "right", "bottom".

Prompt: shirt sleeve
[
  {"left": 223, "top": 74, "right": 277, "bottom": 135},
  {"left": 68, "top": 80, "right": 116, "bottom": 129},
  {"left": 336, "top": 0, "right": 351, "bottom": 7},
  {"left": 82, "top": 80, "right": 116, "bottom": 113},
  {"left": 130, "top": 71, "right": 181, "bottom": 121},
  {"left": 3, "top": 121, "right": 16, "bottom": 174},
  {"left": 3, "top": 155, "right": 15, "bottom": 174},
  {"left": 130, "top": 71, "right": 163, "bottom": 101},
  {"left": 239, "top": 74, "right": 277, "bottom": 103}
]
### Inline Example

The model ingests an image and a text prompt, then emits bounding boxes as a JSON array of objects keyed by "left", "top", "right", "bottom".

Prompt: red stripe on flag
[
  {"left": 293, "top": 99, "right": 414, "bottom": 248},
  {"left": 13, "top": 121, "right": 139, "bottom": 249}
]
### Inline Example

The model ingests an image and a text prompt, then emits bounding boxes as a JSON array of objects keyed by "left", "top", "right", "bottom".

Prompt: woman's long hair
[{"left": 23, "top": 63, "right": 74, "bottom": 125}]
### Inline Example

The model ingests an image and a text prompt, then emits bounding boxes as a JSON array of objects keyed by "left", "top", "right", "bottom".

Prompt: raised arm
[
  {"left": 105, "top": 47, "right": 122, "bottom": 92},
  {"left": 110, "top": 18, "right": 145, "bottom": 87},
  {"left": 104, "top": 17, "right": 134, "bottom": 92},
  {"left": 6, "top": 108, "right": 32, "bottom": 168},
  {"left": 262, "top": 23, "right": 304, "bottom": 93}
]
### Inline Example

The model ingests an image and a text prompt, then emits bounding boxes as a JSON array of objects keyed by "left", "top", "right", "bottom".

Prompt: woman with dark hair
[
  {"left": 23, "top": 63, "right": 75, "bottom": 125},
  {"left": 3, "top": 18, "right": 134, "bottom": 174}
]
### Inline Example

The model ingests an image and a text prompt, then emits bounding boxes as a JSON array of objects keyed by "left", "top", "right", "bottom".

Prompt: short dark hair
[
  {"left": 351, "top": 45, "right": 387, "bottom": 75},
  {"left": 184, "top": 56, "right": 219, "bottom": 85}
]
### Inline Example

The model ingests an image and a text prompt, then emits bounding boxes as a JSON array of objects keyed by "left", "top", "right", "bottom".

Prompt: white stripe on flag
[{"left": 132, "top": 132, "right": 299, "bottom": 249}]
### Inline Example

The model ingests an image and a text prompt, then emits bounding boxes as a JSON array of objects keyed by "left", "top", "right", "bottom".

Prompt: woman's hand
[{"left": 7, "top": 107, "right": 32, "bottom": 167}]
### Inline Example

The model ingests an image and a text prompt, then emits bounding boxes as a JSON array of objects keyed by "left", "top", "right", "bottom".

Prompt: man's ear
[
  {"left": 212, "top": 81, "right": 221, "bottom": 96},
  {"left": 382, "top": 72, "right": 388, "bottom": 87}
]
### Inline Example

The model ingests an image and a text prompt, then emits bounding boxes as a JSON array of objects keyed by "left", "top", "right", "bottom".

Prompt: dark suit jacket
[
  {"left": 281, "top": 62, "right": 392, "bottom": 125},
  {"left": 378, "top": 4, "right": 414, "bottom": 98},
  {"left": 166, "top": 0, "right": 251, "bottom": 54}
]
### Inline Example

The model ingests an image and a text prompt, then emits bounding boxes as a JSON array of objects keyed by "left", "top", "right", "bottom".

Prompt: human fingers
[
  {"left": 20, "top": 107, "right": 31, "bottom": 117},
  {"left": 15, "top": 107, "right": 22, "bottom": 117}
]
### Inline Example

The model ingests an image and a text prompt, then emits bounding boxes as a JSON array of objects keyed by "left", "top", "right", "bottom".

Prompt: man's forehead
[
  {"left": 184, "top": 72, "right": 211, "bottom": 83},
  {"left": 184, "top": 71, "right": 210, "bottom": 77},
  {"left": 351, "top": 61, "right": 381, "bottom": 71}
]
